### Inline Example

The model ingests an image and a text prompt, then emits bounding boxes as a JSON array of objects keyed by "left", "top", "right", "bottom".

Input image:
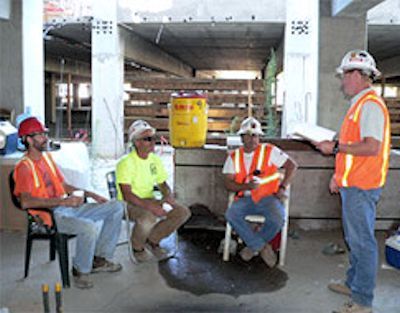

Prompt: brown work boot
[
  {"left": 260, "top": 243, "right": 277, "bottom": 267},
  {"left": 91, "top": 256, "right": 122, "bottom": 273},
  {"left": 133, "top": 248, "right": 154, "bottom": 263},
  {"left": 146, "top": 241, "right": 170, "bottom": 261},
  {"left": 72, "top": 267, "right": 94, "bottom": 289},
  {"left": 239, "top": 247, "right": 257, "bottom": 261},
  {"left": 333, "top": 302, "right": 372, "bottom": 313},
  {"left": 328, "top": 283, "right": 351, "bottom": 296}
]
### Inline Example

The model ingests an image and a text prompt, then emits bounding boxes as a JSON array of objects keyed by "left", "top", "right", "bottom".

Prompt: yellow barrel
[{"left": 169, "top": 93, "right": 208, "bottom": 148}]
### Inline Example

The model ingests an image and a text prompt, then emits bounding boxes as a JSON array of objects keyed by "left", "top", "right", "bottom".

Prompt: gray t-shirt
[{"left": 350, "top": 88, "right": 384, "bottom": 142}]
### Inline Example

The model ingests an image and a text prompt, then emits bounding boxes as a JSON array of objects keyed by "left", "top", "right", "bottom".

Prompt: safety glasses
[{"left": 140, "top": 136, "right": 156, "bottom": 142}]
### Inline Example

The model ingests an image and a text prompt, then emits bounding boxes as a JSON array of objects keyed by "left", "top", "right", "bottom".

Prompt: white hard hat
[
  {"left": 237, "top": 117, "right": 264, "bottom": 136},
  {"left": 128, "top": 120, "right": 155, "bottom": 141},
  {"left": 336, "top": 50, "right": 381, "bottom": 79}
]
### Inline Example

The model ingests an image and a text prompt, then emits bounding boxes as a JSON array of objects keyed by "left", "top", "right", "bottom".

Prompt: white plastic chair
[{"left": 222, "top": 187, "right": 290, "bottom": 267}]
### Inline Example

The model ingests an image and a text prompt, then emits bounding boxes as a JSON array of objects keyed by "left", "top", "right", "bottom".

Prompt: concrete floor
[{"left": 1, "top": 228, "right": 399, "bottom": 313}]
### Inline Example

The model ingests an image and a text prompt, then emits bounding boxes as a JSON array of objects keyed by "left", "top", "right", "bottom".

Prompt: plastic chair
[
  {"left": 8, "top": 170, "right": 75, "bottom": 287},
  {"left": 223, "top": 187, "right": 290, "bottom": 267}
]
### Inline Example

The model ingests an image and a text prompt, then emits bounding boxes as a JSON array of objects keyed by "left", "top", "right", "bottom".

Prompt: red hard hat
[{"left": 18, "top": 117, "right": 48, "bottom": 137}]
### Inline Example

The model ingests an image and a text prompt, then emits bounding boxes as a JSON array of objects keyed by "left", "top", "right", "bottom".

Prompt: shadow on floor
[{"left": 159, "top": 229, "right": 288, "bottom": 297}]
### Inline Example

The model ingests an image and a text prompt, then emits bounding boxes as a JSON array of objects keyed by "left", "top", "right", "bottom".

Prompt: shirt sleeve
[
  {"left": 269, "top": 146, "right": 289, "bottom": 168},
  {"left": 155, "top": 156, "right": 168, "bottom": 184},
  {"left": 222, "top": 156, "right": 235, "bottom": 174},
  {"left": 359, "top": 101, "right": 384, "bottom": 142},
  {"left": 115, "top": 157, "right": 132, "bottom": 185},
  {"left": 13, "top": 162, "right": 33, "bottom": 196}
]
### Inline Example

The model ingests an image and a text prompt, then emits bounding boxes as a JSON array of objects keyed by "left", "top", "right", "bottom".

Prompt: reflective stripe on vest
[
  {"left": 22, "top": 153, "right": 58, "bottom": 189},
  {"left": 232, "top": 144, "right": 280, "bottom": 203}
]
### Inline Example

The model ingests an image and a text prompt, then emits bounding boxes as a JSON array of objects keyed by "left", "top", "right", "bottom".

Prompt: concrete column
[
  {"left": 0, "top": 0, "right": 44, "bottom": 122},
  {"left": 281, "top": 0, "right": 319, "bottom": 137},
  {"left": 318, "top": 10, "right": 366, "bottom": 131},
  {"left": 22, "top": 0, "right": 44, "bottom": 120},
  {"left": 92, "top": 0, "right": 124, "bottom": 159}
]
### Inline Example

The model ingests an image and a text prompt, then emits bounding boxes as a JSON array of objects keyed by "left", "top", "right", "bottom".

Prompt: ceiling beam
[
  {"left": 120, "top": 25, "right": 193, "bottom": 78},
  {"left": 45, "top": 56, "right": 91, "bottom": 78},
  {"left": 378, "top": 55, "right": 400, "bottom": 78},
  {"left": 332, "top": 0, "right": 384, "bottom": 17}
]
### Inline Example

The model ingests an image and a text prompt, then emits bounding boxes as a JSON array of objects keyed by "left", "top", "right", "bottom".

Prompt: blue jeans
[
  {"left": 340, "top": 187, "right": 382, "bottom": 308},
  {"left": 225, "top": 195, "right": 284, "bottom": 252},
  {"left": 53, "top": 200, "right": 124, "bottom": 273}
]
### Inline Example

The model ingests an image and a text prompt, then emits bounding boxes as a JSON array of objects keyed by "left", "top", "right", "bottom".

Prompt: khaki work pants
[{"left": 127, "top": 202, "right": 191, "bottom": 250}]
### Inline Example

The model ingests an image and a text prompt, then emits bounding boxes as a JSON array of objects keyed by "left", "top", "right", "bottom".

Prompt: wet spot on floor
[{"left": 159, "top": 229, "right": 288, "bottom": 297}]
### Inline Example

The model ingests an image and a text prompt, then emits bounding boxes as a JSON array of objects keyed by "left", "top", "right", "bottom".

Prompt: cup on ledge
[{"left": 72, "top": 190, "right": 84, "bottom": 198}]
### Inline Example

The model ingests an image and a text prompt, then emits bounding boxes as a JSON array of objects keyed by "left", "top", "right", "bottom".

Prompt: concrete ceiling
[
  {"left": 44, "top": 20, "right": 400, "bottom": 77},
  {"left": 123, "top": 22, "right": 285, "bottom": 71}
]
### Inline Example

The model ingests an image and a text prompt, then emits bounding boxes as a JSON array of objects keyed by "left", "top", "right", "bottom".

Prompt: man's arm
[
  {"left": 279, "top": 157, "right": 298, "bottom": 189},
  {"left": 19, "top": 192, "right": 83, "bottom": 210},
  {"left": 223, "top": 174, "right": 259, "bottom": 193},
  {"left": 315, "top": 137, "right": 381, "bottom": 156},
  {"left": 119, "top": 183, "right": 166, "bottom": 217},
  {"left": 63, "top": 183, "right": 107, "bottom": 203},
  {"left": 158, "top": 181, "right": 176, "bottom": 205}
]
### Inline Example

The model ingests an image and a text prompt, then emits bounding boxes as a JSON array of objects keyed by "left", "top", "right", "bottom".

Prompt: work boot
[
  {"left": 328, "top": 283, "right": 351, "bottom": 296},
  {"left": 146, "top": 241, "right": 170, "bottom": 261},
  {"left": 239, "top": 247, "right": 257, "bottom": 261},
  {"left": 72, "top": 267, "right": 94, "bottom": 289},
  {"left": 260, "top": 243, "right": 277, "bottom": 267},
  {"left": 133, "top": 248, "right": 154, "bottom": 263},
  {"left": 333, "top": 302, "right": 372, "bottom": 313},
  {"left": 91, "top": 256, "right": 122, "bottom": 273}
]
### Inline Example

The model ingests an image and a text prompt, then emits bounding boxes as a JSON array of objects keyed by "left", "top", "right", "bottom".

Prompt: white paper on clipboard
[{"left": 291, "top": 123, "right": 336, "bottom": 142}]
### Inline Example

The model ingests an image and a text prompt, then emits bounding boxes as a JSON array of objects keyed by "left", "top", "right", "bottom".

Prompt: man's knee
[
  {"left": 173, "top": 204, "right": 191, "bottom": 222},
  {"left": 108, "top": 200, "right": 124, "bottom": 216},
  {"left": 78, "top": 221, "right": 98, "bottom": 238},
  {"left": 136, "top": 210, "right": 158, "bottom": 229}
]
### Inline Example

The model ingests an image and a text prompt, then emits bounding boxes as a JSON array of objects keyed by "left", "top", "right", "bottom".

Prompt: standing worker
[
  {"left": 315, "top": 50, "right": 391, "bottom": 313},
  {"left": 223, "top": 117, "right": 297, "bottom": 267}
]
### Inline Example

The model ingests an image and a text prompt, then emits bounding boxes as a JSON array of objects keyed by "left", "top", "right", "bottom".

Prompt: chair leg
[
  {"left": 279, "top": 187, "right": 290, "bottom": 267},
  {"left": 24, "top": 236, "right": 33, "bottom": 278},
  {"left": 50, "top": 236, "right": 56, "bottom": 261},
  {"left": 56, "top": 234, "right": 71, "bottom": 288},
  {"left": 223, "top": 223, "right": 232, "bottom": 261}
]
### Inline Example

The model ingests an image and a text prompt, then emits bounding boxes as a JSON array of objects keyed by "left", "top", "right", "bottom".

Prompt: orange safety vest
[
  {"left": 335, "top": 90, "right": 391, "bottom": 189},
  {"left": 14, "top": 153, "right": 66, "bottom": 226},
  {"left": 231, "top": 144, "right": 281, "bottom": 203}
]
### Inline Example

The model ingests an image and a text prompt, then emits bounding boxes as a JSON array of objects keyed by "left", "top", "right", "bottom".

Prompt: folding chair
[
  {"left": 106, "top": 171, "right": 179, "bottom": 260},
  {"left": 223, "top": 187, "right": 291, "bottom": 267},
  {"left": 9, "top": 170, "right": 75, "bottom": 287}
]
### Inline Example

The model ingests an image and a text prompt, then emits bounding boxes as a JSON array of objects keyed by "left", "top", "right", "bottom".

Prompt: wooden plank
[
  {"left": 124, "top": 105, "right": 252, "bottom": 119},
  {"left": 124, "top": 117, "right": 231, "bottom": 132},
  {"left": 125, "top": 91, "right": 265, "bottom": 105},
  {"left": 126, "top": 78, "right": 265, "bottom": 91}
]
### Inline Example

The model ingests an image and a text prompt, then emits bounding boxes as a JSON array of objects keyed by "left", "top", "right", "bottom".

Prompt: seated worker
[
  {"left": 13, "top": 117, "right": 124, "bottom": 289},
  {"left": 116, "top": 120, "right": 191, "bottom": 262},
  {"left": 223, "top": 117, "right": 297, "bottom": 267}
]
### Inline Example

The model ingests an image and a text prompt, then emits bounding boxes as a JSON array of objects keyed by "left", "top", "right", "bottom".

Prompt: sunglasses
[
  {"left": 28, "top": 132, "right": 48, "bottom": 137},
  {"left": 140, "top": 136, "right": 156, "bottom": 142}
]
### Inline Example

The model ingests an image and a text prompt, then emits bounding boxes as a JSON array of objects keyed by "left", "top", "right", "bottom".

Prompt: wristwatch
[
  {"left": 279, "top": 184, "right": 287, "bottom": 191},
  {"left": 332, "top": 141, "right": 340, "bottom": 155}
]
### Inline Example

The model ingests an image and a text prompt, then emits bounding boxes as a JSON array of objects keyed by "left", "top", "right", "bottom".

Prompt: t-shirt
[
  {"left": 116, "top": 149, "right": 168, "bottom": 200},
  {"left": 14, "top": 156, "right": 65, "bottom": 198},
  {"left": 222, "top": 145, "right": 289, "bottom": 175},
  {"left": 350, "top": 88, "right": 385, "bottom": 142}
]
